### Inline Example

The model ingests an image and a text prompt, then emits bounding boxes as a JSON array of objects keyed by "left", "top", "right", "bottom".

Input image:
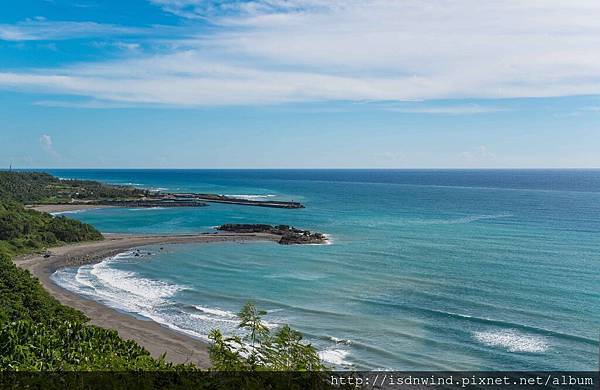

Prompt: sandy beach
[{"left": 13, "top": 232, "right": 279, "bottom": 367}]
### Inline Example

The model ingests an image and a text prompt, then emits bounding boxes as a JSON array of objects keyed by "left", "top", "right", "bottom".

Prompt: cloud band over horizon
[{"left": 1, "top": 0, "right": 600, "bottom": 107}]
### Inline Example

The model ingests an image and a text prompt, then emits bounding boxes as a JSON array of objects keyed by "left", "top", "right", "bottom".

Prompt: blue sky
[{"left": 1, "top": 0, "right": 599, "bottom": 168}]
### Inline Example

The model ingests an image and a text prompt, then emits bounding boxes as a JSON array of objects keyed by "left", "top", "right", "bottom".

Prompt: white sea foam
[
  {"left": 50, "top": 209, "right": 86, "bottom": 216},
  {"left": 262, "top": 320, "right": 279, "bottom": 330},
  {"left": 90, "top": 260, "right": 181, "bottom": 302},
  {"left": 302, "top": 233, "right": 333, "bottom": 246},
  {"left": 318, "top": 349, "right": 352, "bottom": 366},
  {"left": 51, "top": 255, "right": 258, "bottom": 343},
  {"left": 223, "top": 194, "right": 277, "bottom": 200},
  {"left": 328, "top": 336, "right": 352, "bottom": 345},
  {"left": 194, "top": 305, "right": 237, "bottom": 318},
  {"left": 53, "top": 252, "right": 184, "bottom": 314},
  {"left": 473, "top": 329, "right": 549, "bottom": 353},
  {"left": 74, "top": 265, "right": 96, "bottom": 290},
  {"left": 190, "top": 313, "right": 238, "bottom": 324},
  {"left": 52, "top": 268, "right": 89, "bottom": 294}
]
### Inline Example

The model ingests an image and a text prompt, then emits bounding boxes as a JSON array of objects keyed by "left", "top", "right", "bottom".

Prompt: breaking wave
[
  {"left": 473, "top": 329, "right": 549, "bottom": 353},
  {"left": 223, "top": 194, "right": 277, "bottom": 200},
  {"left": 318, "top": 349, "right": 352, "bottom": 366}
]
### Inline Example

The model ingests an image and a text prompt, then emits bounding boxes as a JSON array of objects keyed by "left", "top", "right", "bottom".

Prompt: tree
[
  {"left": 261, "top": 325, "right": 325, "bottom": 371},
  {"left": 208, "top": 302, "right": 325, "bottom": 372},
  {"left": 207, "top": 329, "right": 249, "bottom": 371},
  {"left": 238, "top": 301, "right": 269, "bottom": 347}
]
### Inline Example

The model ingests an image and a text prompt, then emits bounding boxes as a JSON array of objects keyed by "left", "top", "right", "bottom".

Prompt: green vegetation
[
  {"left": 0, "top": 320, "right": 175, "bottom": 370},
  {"left": 0, "top": 171, "right": 328, "bottom": 382},
  {"left": 0, "top": 174, "right": 178, "bottom": 371},
  {"left": 0, "top": 253, "right": 84, "bottom": 325},
  {"left": 0, "top": 200, "right": 102, "bottom": 256},
  {"left": 209, "top": 302, "right": 325, "bottom": 371},
  {"left": 0, "top": 171, "right": 148, "bottom": 204},
  {"left": 0, "top": 238, "right": 177, "bottom": 370}
]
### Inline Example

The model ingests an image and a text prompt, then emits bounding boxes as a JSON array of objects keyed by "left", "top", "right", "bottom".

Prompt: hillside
[
  {"left": 0, "top": 171, "right": 149, "bottom": 204},
  {"left": 0, "top": 175, "right": 181, "bottom": 371}
]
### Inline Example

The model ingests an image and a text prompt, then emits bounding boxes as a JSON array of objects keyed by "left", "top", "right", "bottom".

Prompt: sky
[{"left": 0, "top": 0, "right": 599, "bottom": 169}]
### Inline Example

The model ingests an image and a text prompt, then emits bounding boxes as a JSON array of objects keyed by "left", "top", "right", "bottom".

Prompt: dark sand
[{"left": 14, "top": 232, "right": 279, "bottom": 367}]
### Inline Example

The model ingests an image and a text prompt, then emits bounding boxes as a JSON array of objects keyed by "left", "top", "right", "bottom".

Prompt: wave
[
  {"left": 473, "top": 329, "right": 549, "bottom": 353},
  {"left": 55, "top": 261, "right": 384, "bottom": 369},
  {"left": 223, "top": 194, "right": 276, "bottom": 200},
  {"left": 266, "top": 272, "right": 326, "bottom": 281},
  {"left": 328, "top": 336, "right": 352, "bottom": 345},
  {"left": 194, "top": 305, "right": 237, "bottom": 319},
  {"left": 306, "top": 233, "right": 333, "bottom": 246},
  {"left": 91, "top": 263, "right": 179, "bottom": 301},
  {"left": 435, "top": 310, "right": 596, "bottom": 345},
  {"left": 318, "top": 349, "right": 352, "bottom": 366},
  {"left": 418, "top": 213, "right": 513, "bottom": 225},
  {"left": 348, "top": 297, "right": 597, "bottom": 346},
  {"left": 127, "top": 207, "right": 167, "bottom": 211},
  {"left": 52, "top": 256, "right": 287, "bottom": 343},
  {"left": 50, "top": 209, "right": 86, "bottom": 216},
  {"left": 52, "top": 251, "right": 184, "bottom": 314},
  {"left": 123, "top": 182, "right": 144, "bottom": 186},
  {"left": 190, "top": 313, "right": 238, "bottom": 324}
]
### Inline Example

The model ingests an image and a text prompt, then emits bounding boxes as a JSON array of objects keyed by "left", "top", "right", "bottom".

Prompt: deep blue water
[{"left": 43, "top": 169, "right": 600, "bottom": 370}]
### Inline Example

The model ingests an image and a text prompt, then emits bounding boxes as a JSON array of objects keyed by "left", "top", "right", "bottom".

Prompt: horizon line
[{"left": 5, "top": 167, "right": 600, "bottom": 171}]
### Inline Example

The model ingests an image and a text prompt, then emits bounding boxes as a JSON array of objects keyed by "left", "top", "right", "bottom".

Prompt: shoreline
[
  {"left": 28, "top": 204, "right": 115, "bottom": 214},
  {"left": 13, "top": 232, "right": 279, "bottom": 367}
]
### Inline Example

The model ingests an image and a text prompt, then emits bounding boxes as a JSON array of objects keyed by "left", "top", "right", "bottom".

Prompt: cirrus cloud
[{"left": 1, "top": 0, "right": 600, "bottom": 106}]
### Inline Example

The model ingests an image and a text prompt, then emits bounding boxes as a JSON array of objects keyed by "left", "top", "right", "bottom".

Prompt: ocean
[{"left": 44, "top": 169, "right": 599, "bottom": 370}]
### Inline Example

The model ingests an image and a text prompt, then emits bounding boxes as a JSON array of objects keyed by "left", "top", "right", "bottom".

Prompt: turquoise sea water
[{"left": 45, "top": 169, "right": 599, "bottom": 370}]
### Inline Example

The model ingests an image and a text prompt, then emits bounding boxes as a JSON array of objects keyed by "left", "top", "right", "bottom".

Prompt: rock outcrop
[{"left": 216, "top": 224, "right": 327, "bottom": 245}]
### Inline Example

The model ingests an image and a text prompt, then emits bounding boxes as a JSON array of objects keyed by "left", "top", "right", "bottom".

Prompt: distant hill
[{"left": 0, "top": 171, "right": 148, "bottom": 204}]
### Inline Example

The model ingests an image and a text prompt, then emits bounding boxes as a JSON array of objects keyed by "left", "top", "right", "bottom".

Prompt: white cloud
[
  {"left": 39, "top": 134, "right": 59, "bottom": 157},
  {"left": 0, "top": 20, "right": 146, "bottom": 41},
  {"left": 383, "top": 104, "right": 506, "bottom": 115},
  {"left": 33, "top": 99, "right": 138, "bottom": 109},
  {"left": 1, "top": 1, "right": 600, "bottom": 105}
]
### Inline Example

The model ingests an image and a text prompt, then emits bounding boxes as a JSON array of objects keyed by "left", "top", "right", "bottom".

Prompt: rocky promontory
[{"left": 216, "top": 224, "right": 327, "bottom": 245}]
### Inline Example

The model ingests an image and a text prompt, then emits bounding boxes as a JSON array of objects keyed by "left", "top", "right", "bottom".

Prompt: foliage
[
  {"left": 0, "top": 320, "right": 178, "bottom": 371},
  {"left": 238, "top": 302, "right": 269, "bottom": 348},
  {"left": 260, "top": 325, "right": 324, "bottom": 371},
  {"left": 0, "top": 184, "right": 179, "bottom": 371},
  {"left": 0, "top": 253, "right": 85, "bottom": 325},
  {"left": 208, "top": 329, "right": 251, "bottom": 371},
  {"left": 0, "top": 200, "right": 102, "bottom": 256},
  {"left": 209, "top": 302, "right": 326, "bottom": 372},
  {"left": 0, "top": 171, "right": 148, "bottom": 204}
]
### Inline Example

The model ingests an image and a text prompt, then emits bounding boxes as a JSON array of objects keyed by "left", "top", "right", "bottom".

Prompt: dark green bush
[
  {"left": 0, "top": 200, "right": 102, "bottom": 255},
  {"left": 0, "top": 320, "right": 177, "bottom": 370}
]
